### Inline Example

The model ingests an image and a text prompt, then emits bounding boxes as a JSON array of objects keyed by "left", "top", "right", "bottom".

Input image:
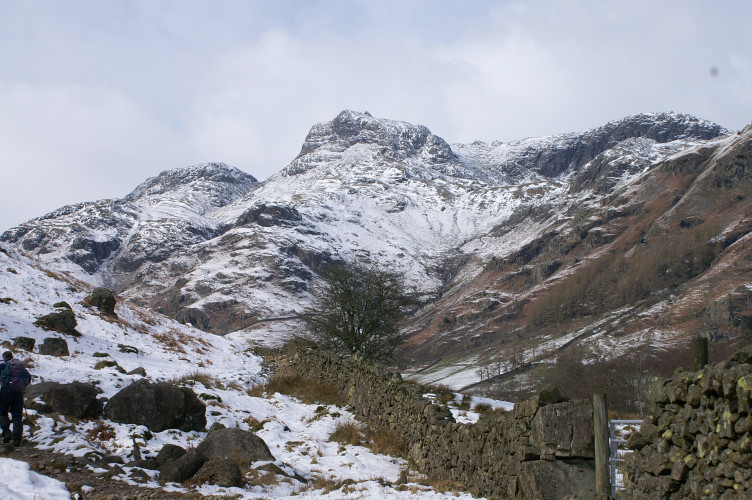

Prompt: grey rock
[
  {"left": 196, "top": 427, "right": 274, "bottom": 467},
  {"left": 24, "top": 381, "right": 103, "bottom": 418},
  {"left": 159, "top": 449, "right": 206, "bottom": 483},
  {"left": 35, "top": 309, "right": 78, "bottom": 336},
  {"left": 89, "top": 287, "right": 117, "bottom": 316},
  {"left": 155, "top": 444, "right": 187, "bottom": 468},
  {"left": 104, "top": 380, "right": 206, "bottom": 432},
  {"left": 531, "top": 399, "right": 594, "bottom": 458},
  {"left": 192, "top": 457, "right": 243, "bottom": 487},
  {"left": 13, "top": 336, "right": 35, "bottom": 351},
  {"left": 517, "top": 459, "right": 596, "bottom": 500},
  {"left": 38, "top": 337, "right": 70, "bottom": 357}
]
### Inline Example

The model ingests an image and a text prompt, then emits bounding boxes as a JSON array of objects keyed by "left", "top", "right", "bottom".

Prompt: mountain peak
[
  {"left": 124, "top": 162, "right": 258, "bottom": 208},
  {"left": 281, "top": 110, "right": 459, "bottom": 177}
]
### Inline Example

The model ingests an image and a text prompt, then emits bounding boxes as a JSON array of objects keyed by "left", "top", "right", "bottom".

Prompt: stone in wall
[
  {"left": 518, "top": 459, "right": 596, "bottom": 500},
  {"left": 532, "top": 399, "right": 594, "bottom": 459}
]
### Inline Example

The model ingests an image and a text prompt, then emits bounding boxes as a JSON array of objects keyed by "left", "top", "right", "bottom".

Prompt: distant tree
[{"left": 301, "top": 260, "right": 414, "bottom": 362}]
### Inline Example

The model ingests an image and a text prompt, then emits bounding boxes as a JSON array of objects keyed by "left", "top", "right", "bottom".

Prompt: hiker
[{"left": 0, "top": 351, "right": 31, "bottom": 446}]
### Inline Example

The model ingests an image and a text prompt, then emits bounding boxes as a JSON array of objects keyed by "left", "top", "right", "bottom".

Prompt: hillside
[
  {"left": 0, "top": 244, "right": 487, "bottom": 498},
  {"left": 2, "top": 110, "right": 749, "bottom": 407},
  {"left": 404, "top": 122, "right": 752, "bottom": 408}
]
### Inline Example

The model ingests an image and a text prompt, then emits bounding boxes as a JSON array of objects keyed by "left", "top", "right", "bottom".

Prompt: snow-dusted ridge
[{"left": 0, "top": 111, "right": 730, "bottom": 346}]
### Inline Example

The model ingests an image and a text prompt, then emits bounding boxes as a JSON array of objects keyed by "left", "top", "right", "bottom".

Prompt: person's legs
[
  {"left": 0, "top": 392, "right": 11, "bottom": 443},
  {"left": 9, "top": 393, "right": 23, "bottom": 445}
]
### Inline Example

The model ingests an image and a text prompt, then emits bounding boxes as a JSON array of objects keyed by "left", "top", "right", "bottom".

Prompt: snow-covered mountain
[{"left": 0, "top": 110, "right": 738, "bottom": 365}]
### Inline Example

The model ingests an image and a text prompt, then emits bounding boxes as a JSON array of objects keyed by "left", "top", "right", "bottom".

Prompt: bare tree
[{"left": 301, "top": 260, "right": 413, "bottom": 362}]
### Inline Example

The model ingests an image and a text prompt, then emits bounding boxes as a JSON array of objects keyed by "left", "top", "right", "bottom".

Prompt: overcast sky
[{"left": 1, "top": 0, "right": 750, "bottom": 231}]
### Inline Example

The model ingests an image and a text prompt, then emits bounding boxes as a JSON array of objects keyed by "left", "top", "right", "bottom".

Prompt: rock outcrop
[{"left": 88, "top": 287, "right": 117, "bottom": 316}]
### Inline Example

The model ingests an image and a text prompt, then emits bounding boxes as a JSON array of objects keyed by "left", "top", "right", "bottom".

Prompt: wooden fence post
[
  {"left": 593, "top": 393, "right": 610, "bottom": 496},
  {"left": 691, "top": 336, "right": 709, "bottom": 371}
]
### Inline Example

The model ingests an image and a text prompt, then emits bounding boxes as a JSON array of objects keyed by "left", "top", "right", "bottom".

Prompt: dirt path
[{"left": 0, "top": 441, "right": 213, "bottom": 500}]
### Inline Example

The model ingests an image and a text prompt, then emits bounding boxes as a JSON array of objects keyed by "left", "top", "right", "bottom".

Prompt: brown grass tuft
[
  {"left": 86, "top": 422, "right": 116, "bottom": 442},
  {"left": 265, "top": 373, "right": 344, "bottom": 406},
  {"left": 329, "top": 421, "right": 408, "bottom": 459},
  {"left": 171, "top": 371, "right": 217, "bottom": 388}
]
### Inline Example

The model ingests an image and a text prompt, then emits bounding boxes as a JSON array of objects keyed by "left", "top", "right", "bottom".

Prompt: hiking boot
[
  {"left": 12, "top": 439, "right": 20, "bottom": 447},
  {"left": 2, "top": 428, "right": 10, "bottom": 444}
]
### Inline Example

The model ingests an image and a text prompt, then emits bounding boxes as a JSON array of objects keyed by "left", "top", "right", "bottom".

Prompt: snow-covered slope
[
  {"left": 0, "top": 111, "right": 730, "bottom": 348},
  {"left": 0, "top": 245, "right": 481, "bottom": 499}
]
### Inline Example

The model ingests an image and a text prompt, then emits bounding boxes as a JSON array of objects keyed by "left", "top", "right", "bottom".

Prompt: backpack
[{"left": 1, "top": 359, "right": 30, "bottom": 394}]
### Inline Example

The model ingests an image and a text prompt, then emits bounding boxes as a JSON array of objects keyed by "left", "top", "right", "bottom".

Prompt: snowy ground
[{"left": 0, "top": 246, "right": 485, "bottom": 498}]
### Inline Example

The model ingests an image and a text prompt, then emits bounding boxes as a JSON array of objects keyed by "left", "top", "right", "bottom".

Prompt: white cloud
[
  {"left": 0, "top": 81, "right": 194, "bottom": 228},
  {"left": 0, "top": 0, "right": 750, "bottom": 231}
]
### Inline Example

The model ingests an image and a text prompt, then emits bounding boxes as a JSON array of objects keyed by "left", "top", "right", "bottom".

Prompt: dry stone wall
[
  {"left": 623, "top": 346, "right": 752, "bottom": 499},
  {"left": 287, "top": 345, "right": 597, "bottom": 499}
]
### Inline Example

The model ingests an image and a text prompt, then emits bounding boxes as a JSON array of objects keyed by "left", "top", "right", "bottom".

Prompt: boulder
[
  {"left": 104, "top": 380, "right": 206, "bottom": 432},
  {"left": 89, "top": 288, "right": 117, "bottom": 316},
  {"left": 24, "top": 382, "right": 103, "bottom": 418},
  {"left": 159, "top": 449, "right": 206, "bottom": 484},
  {"left": 192, "top": 458, "right": 243, "bottom": 487},
  {"left": 38, "top": 337, "right": 70, "bottom": 357},
  {"left": 196, "top": 427, "right": 274, "bottom": 467},
  {"left": 13, "top": 336, "right": 35, "bottom": 351},
  {"left": 34, "top": 308, "right": 78, "bottom": 335}
]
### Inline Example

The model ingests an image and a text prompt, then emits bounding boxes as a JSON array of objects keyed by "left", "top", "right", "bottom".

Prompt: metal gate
[{"left": 609, "top": 419, "right": 642, "bottom": 497}]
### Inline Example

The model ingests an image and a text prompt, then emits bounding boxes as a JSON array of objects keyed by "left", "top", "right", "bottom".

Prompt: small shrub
[
  {"left": 87, "top": 422, "right": 116, "bottom": 441},
  {"left": 456, "top": 398, "right": 471, "bottom": 411},
  {"left": 171, "top": 371, "right": 216, "bottom": 388},
  {"left": 424, "top": 384, "right": 454, "bottom": 403},
  {"left": 329, "top": 422, "right": 365, "bottom": 447},
  {"left": 429, "top": 477, "right": 463, "bottom": 494},
  {"left": 0, "top": 297, "right": 15, "bottom": 304},
  {"left": 366, "top": 424, "right": 407, "bottom": 458},
  {"left": 6, "top": 268, "right": 17, "bottom": 274},
  {"left": 329, "top": 422, "right": 407, "bottom": 458},
  {"left": 246, "top": 383, "right": 265, "bottom": 398},
  {"left": 92, "top": 352, "right": 109, "bottom": 358},
  {"left": 473, "top": 402, "right": 494, "bottom": 415}
]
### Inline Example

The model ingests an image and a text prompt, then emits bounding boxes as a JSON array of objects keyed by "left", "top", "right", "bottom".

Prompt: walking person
[{"left": 0, "top": 351, "right": 31, "bottom": 446}]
